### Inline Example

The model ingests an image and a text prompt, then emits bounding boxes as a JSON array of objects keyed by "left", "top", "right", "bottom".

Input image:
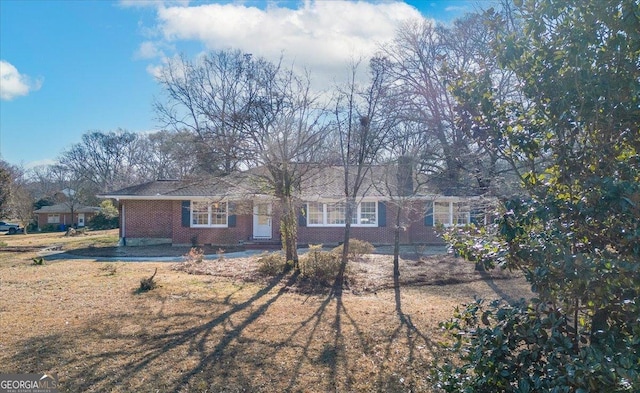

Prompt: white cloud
[
  {"left": 146, "top": 63, "right": 165, "bottom": 79},
  {"left": 136, "top": 41, "right": 165, "bottom": 59},
  {"left": 144, "top": 1, "right": 425, "bottom": 86},
  {"left": 445, "top": 5, "right": 470, "bottom": 12},
  {"left": 0, "top": 60, "right": 43, "bottom": 101}
]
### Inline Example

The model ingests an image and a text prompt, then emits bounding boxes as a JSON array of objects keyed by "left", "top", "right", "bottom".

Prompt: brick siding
[
  {"left": 120, "top": 199, "right": 444, "bottom": 246},
  {"left": 172, "top": 199, "right": 253, "bottom": 246},
  {"left": 121, "top": 200, "right": 173, "bottom": 239},
  {"left": 298, "top": 202, "right": 442, "bottom": 246},
  {"left": 37, "top": 212, "right": 97, "bottom": 229}
]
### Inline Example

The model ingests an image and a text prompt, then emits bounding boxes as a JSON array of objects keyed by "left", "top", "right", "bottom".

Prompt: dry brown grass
[{"left": 0, "top": 231, "right": 532, "bottom": 392}]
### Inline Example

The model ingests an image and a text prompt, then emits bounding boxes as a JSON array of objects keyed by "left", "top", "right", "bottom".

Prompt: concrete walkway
[
  {"left": 40, "top": 249, "right": 268, "bottom": 263},
  {"left": 41, "top": 245, "right": 448, "bottom": 263}
]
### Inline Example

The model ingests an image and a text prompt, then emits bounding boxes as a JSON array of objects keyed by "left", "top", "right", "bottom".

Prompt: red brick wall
[
  {"left": 297, "top": 202, "right": 443, "bottom": 246},
  {"left": 171, "top": 199, "right": 253, "bottom": 245},
  {"left": 37, "top": 213, "right": 97, "bottom": 229},
  {"left": 121, "top": 199, "right": 443, "bottom": 246},
  {"left": 122, "top": 200, "right": 173, "bottom": 239}
]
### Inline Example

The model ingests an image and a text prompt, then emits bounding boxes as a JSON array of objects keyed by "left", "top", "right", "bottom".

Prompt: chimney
[{"left": 396, "top": 155, "right": 414, "bottom": 197}]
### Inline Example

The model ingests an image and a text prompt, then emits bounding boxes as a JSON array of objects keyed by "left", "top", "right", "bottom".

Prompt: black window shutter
[
  {"left": 424, "top": 201, "right": 434, "bottom": 226},
  {"left": 298, "top": 204, "right": 307, "bottom": 227},
  {"left": 181, "top": 201, "right": 191, "bottom": 227},
  {"left": 378, "top": 201, "right": 386, "bottom": 227},
  {"left": 228, "top": 202, "right": 236, "bottom": 227}
]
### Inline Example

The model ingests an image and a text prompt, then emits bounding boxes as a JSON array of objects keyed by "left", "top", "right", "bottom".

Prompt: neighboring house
[
  {"left": 33, "top": 204, "right": 101, "bottom": 229},
  {"left": 100, "top": 167, "right": 492, "bottom": 247}
]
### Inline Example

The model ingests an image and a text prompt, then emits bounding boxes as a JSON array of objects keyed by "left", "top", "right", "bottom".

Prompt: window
[
  {"left": 306, "top": 201, "right": 377, "bottom": 226},
  {"left": 453, "top": 203, "right": 470, "bottom": 225},
  {"left": 327, "top": 202, "right": 346, "bottom": 225},
  {"left": 191, "top": 201, "right": 227, "bottom": 227},
  {"left": 192, "top": 201, "right": 210, "bottom": 226},
  {"left": 433, "top": 200, "right": 470, "bottom": 226},
  {"left": 434, "top": 202, "right": 451, "bottom": 225},
  {"left": 307, "top": 202, "right": 324, "bottom": 225},
  {"left": 47, "top": 214, "right": 60, "bottom": 224},
  {"left": 359, "top": 202, "right": 377, "bottom": 225}
]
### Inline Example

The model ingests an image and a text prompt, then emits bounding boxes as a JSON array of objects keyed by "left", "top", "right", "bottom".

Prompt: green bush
[
  {"left": 26, "top": 221, "right": 38, "bottom": 233},
  {"left": 257, "top": 251, "right": 287, "bottom": 276},
  {"left": 331, "top": 239, "right": 374, "bottom": 260},
  {"left": 88, "top": 213, "right": 119, "bottom": 230},
  {"left": 300, "top": 245, "right": 343, "bottom": 285},
  {"left": 40, "top": 224, "right": 60, "bottom": 232},
  {"left": 433, "top": 298, "right": 640, "bottom": 392}
]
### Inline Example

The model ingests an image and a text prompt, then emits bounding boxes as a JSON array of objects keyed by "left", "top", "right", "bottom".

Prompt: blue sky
[{"left": 0, "top": 0, "right": 486, "bottom": 169}]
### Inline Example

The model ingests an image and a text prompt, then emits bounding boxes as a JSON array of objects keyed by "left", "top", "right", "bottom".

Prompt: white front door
[
  {"left": 253, "top": 203, "right": 272, "bottom": 239},
  {"left": 78, "top": 213, "right": 85, "bottom": 227}
]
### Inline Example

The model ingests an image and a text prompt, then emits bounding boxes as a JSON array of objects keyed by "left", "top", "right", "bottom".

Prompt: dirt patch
[{"left": 172, "top": 252, "right": 521, "bottom": 297}]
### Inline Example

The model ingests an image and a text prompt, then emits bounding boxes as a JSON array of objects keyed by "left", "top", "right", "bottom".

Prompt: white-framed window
[
  {"left": 191, "top": 201, "right": 228, "bottom": 227},
  {"left": 306, "top": 201, "right": 377, "bottom": 227},
  {"left": 307, "top": 202, "right": 324, "bottom": 225},
  {"left": 47, "top": 214, "right": 60, "bottom": 224},
  {"left": 433, "top": 200, "right": 470, "bottom": 226},
  {"left": 359, "top": 201, "right": 377, "bottom": 225},
  {"left": 327, "top": 202, "right": 347, "bottom": 225}
]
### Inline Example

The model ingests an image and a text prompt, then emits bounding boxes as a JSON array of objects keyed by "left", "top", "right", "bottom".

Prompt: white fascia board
[{"left": 98, "top": 195, "right": 239, "bottom": 201}]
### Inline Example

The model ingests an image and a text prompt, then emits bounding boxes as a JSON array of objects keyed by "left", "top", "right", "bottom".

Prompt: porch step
[{"left": 243, "top": 240, "right": 281, "bottom": 250}]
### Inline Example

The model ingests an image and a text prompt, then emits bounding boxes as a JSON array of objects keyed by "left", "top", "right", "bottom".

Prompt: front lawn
[{"left": 0, "top": 231, "right": 531, "bottom": 392}]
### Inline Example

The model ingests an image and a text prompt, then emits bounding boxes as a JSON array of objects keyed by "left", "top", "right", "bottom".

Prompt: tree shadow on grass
[
  {"left": 7, "top": 265, "right": 442, "bottom": 392},
  {"left": 372, "top": 270, "right": 439, "bottom": 391},
  {"left": 8, "top": 272, "right": 292, "bottom": 392},
  {"left": 478, "top": 270, "right": 524, "bottom": 305}
]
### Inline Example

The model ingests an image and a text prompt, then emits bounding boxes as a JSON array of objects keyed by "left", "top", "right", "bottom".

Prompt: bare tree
[
  {"left": 377, "top": 152, "right": 433, "bottom": 278},
  {"left": 383, "top": 11, "right": 524, "bottom": 197},
  {"left": 136, "top": 130, "right": 200, "bottom": 180},
  {"left": 243, "top": 66, "right": 330, "bottom": 268},
  {"left": 58, "top": 129, "right": 143, "bottom": 193},
  {"left": 382, "top": 19, "right": 478, "bottom": 195},
  {"left": 4, "top": 166, "right": 34, "bottom": 234},
  {"left": 49, "top": 164, "right": 94, "bottom": 227},
  {"left": 333, "top": 57, "right": 399, "bottom": 270},
  {"left": 155, "top": 50, "right": 259, "bottom": 175},
  {"left": 441, "top": 7, "right": 526, "bottom": 196},
  {"left": 0, "top": 160, "right": 11, "bottom": 218},
  {"left": 156, "top": 49, "right": 330, "bottom": 268}
]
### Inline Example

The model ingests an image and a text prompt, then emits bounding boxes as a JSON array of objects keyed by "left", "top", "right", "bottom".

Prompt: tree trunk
[
  {"left": 280, "top": 195, "right": 299, "bottom": 271},
  {"left": 341, "top": 196, "right": 356, "bottom": 265},
  {"left": 393, "top": 203, "right": 401, "bottom": 282}
]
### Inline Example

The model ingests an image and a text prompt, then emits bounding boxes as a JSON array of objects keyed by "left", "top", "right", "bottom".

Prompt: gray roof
[
  {"left": 100, "top": 175, "right": 257, "bottom": 200},
  {"left": 34, "top": 204, "right": 101, "bottom": 214},
  {"left": 100, "top": 166, "right": 438, "bottom": 201},
  {"left": 299, "top": 165, "right": 435, "bottom": 199}
]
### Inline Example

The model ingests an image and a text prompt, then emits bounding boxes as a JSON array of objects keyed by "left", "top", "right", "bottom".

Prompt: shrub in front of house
[
  {"left": 88, "top": 212, "right": 119, "bottom": 230},
  {"left": 300, "top": 245, "right": 343, "bottom": 286},
  {"left": 257, "top": 251, "right": 287, "bottom": 276},
  {"left": 40, "top": 224, "right": 59, "bottom": 232},
  {"left": 183, "top": 247, "right": 204, "bottom": 264},
  {"left": 331, "top": 239, "right": 375, "bottom": 260}
]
